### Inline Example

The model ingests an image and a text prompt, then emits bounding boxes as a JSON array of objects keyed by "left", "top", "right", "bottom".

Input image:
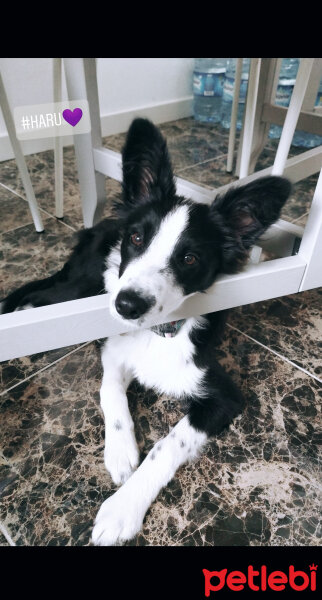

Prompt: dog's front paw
[
  {"left": 104, "top": 427, "right": 139, "bottom": 485},
  {"left": 92, "top": 487, "right": 144, "bottom": 546}
]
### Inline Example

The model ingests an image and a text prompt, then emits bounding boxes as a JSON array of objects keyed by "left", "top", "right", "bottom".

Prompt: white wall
[{"left": 0, "top": 58, "right": 194, "bottom": 160}]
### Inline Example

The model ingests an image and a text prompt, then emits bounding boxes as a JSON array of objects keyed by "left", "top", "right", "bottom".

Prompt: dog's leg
[
  {"left": 92, "top": 414, "right": 207, "bottom": 545},
  {"left": 100, "top": 339, "right": 139, "bottom": 486},
  {"left": 92, "top": 363, "right": 244, "bottom": 546}
]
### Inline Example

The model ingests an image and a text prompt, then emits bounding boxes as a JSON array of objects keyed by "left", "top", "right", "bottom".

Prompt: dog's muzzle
[{"left": 115, "top": 289, "right": 156, "bottom": 320}]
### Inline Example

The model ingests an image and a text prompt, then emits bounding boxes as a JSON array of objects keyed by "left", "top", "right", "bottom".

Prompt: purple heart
[{"left": 62, "top": 108, "right": 83, "bottom": 127}]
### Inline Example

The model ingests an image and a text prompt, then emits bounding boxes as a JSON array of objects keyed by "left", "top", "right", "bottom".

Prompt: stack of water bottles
[
  {"left": 192, "top": 58, "right": 228, "bottom": 123},
  {"left": 193, "top": 58, "right": 322, "bottom": 148},
  {"left": 193, "top": 58, "right": 250, "bottom": 127}
]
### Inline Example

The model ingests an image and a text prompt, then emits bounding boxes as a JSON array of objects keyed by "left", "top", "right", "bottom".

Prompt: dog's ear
[
  {"left": 118, "top": 118, "right": 176, "bottom": 214},
  {"left": 211, "top": 176, "right": 292, "bottom": 273}
]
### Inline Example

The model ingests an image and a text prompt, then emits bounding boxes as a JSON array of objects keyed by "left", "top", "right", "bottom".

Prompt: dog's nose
[{"left": 115, "top": 290, "right": 152, "bottom": 320}]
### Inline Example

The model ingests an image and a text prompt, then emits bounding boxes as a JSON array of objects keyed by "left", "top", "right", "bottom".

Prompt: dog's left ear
[
  {"left": 119, "top": 118, "right": 176, "bottom": 214},
  {"left": 211, "top": 176, "right": 292, "bottom": 273}
]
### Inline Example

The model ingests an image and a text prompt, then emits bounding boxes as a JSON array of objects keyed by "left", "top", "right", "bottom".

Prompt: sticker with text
[{"left": 14, "top": 100, "right": 90, "bottom": 140}]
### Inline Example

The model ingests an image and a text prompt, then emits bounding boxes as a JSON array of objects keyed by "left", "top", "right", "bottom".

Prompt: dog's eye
[
  {"left": 184, "top": 254, "right": 197, "bottom": 265},
  {"left": 130, "top": 232, "right": 143, "bottom": 247}
]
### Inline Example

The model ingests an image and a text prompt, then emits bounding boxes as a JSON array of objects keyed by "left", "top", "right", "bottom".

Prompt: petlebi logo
[
  {"left": 203, "top": 564, "right": 318, "bottom": 594},
  {"left": 14, "top": 99, "right": 90, "bottom": 140}
]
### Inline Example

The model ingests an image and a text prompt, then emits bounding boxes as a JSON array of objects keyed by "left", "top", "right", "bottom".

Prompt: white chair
[
  {"left": 1, "top": 57, "right": 322, "bottom": 361},
  {"left": 235, "top": 58, "right": 322, "bottom": 179},
  {"left": 235, "top": 58, "right": 322, "bottom": 291},
  {"left": 65, "top": 58, "right": 322, "bottom": 289}
]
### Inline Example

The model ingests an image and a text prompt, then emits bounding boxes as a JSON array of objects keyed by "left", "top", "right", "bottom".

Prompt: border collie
[{"left": 0, "top": 118, "right": 291, "bottom": 545}]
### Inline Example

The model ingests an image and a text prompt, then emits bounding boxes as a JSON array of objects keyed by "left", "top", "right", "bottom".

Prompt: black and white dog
[{"left": 1, "top": 119, "right": 291, "bottom": 545}]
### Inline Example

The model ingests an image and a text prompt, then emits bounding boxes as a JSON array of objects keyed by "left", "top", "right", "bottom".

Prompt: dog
[{"left": 0, "top": 118, "right": 291, "bottom": 545}]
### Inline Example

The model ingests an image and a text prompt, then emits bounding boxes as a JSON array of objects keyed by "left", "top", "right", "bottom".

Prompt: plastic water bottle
[
  {"left": 292, "top": 77, "right": 322, "bottom": 147},
  {"left": 269, "top": 58, "right": 299, "bottom": 139},
  {"left": 193, "top": 58, "right": 228, "bottom": 123},
  {"left": 220, "top": 58, "right": 250, "bottom": 130}
]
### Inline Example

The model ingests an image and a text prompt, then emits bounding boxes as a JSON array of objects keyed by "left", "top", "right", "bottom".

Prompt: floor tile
[
  {"left": 0, "top": 186, "right": 33, "bottom": 234},
  {"left": 0, "top": 217, "right": 80, "bottom": 393},
  {"left": 282, "top": 174, "right": 319, "bottom": 223},
  {"left": 0, "top": 331, "right": 320, "bottom": 546},
  {"left": 176, "top": 154, "right": 238, "bottom": 190},
  {"left": 102, "top": 132, "right": 126, "bottom": 153},
  {"left": 228, "top": 288, "right": 322, "bottom": 379},
  {"left": 0, "top": 149, "right": 56, "bottom": 206},
  {"left": 0, "top": 146, "right": 122, "bottom": 232},
  {"left": 0, "top": 346, "right": 82, "bottom": 396},
  {"left": 138, "top": 331, "right": 321, "bottom": 547},
  {"left": 59, "top": 177, "right": 122, "bottom": 231},
  {"left": 168, "top": 134, "right": 229, "bottom": 172},
  {"left": 0, "top": 216, "right": 77, "bottom": 299},
  {"left": 161, "top": 118, "right": 237, "bottom": 151}
]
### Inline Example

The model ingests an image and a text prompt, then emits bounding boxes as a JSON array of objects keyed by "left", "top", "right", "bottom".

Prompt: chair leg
[
  {"left": 83, "top": 58, "right": 106, "bottom": 226},
  {"left": 226, "top": 58, "right": 243, "bottom": 173},
  {"left": 0, "top": 72, "right": 44, "bottom": 232},
  {"left": 236, "top": 58, "right": 280, "bottom": 177},
  {"left": 63, "top": 58, "right": 106, "bottom": 228},
  {"left": 238, "top": 58, "right": 261, "bottom": 179},
  {"left": 272, "top": 58, "right": 315, "bottom": 176},
  {"left": 53, "top": 58, "right": 64, "bottom": 219},
  {"left": 298, "top": 167, "right": 322, "bottom": 291}
]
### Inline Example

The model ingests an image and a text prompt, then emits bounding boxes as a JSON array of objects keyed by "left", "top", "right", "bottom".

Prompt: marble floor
[{"left": 0, "top": 118, "right": 321, "bottom": 546}]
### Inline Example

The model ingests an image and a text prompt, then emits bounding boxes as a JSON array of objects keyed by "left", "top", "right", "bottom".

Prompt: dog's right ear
[
  {"left": 210, "top": 176, "right": 292, "bottom": 273},
  {"left": 117, "top": 118, "right": 176, "bottom": 215}
]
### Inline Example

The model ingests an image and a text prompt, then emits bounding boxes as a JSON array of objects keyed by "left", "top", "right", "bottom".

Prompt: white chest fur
[{"left": 103, "top": 318, "right": 206, "bottom": 398}]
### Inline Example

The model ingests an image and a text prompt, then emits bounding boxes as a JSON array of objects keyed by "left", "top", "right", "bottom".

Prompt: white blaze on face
[{"left": 107, "top": 205, "right": 190, "bottom": 323}]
